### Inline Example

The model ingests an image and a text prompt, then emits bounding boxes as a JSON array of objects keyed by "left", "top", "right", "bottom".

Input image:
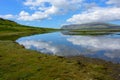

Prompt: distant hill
[
  {"left": 0, "top": 18, "right": 20, "bottom": 26},
  {"left": 0, "top": 18, "right": 55, "bottom": 30},
  {"left": 0, "top": 18, "right": 57, "bottom": 40},
  {"left": 61, "top": 22, "right": 120, "bottom": 30},
  {"left": 0, "top": 18, "right": 57, "bottom": 33},
  {"left": 0, "top": 18, "right": 37, "bottom": 32}
]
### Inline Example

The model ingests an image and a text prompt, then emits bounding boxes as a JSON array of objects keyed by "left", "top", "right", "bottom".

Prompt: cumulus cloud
[
  {"left": 67, "top": 7, "right": 120, "bottom": 24},
  {"left": 0, "top": 14, "right": 14, "bottom": 19},
  {"left": 84, "top": 2, "right": 98, "bottom": 10},
  {"left": 18, "top": 11, "right": 49, "bottom": 21},
  {"left": 1, "top": 0, "right": 120, "bottom": 23},
  {"left": 107, "top": 0, "right": 120, "bottom": 7},
  {"left": 20, "top": 0, "right": 120, "bottom": 22},
  {"left": 105, "top": 52, "right": 120, "bottom": 59},
  {"left": 18, "top": 0, "right": 82, "bottom": 21},
  {"left": 24, "top": 0, "right": 82, "bottom": 11}
]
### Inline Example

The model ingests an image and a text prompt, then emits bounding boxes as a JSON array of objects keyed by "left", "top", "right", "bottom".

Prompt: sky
[{"left": 0, "top": 0, "right": 120, "bottom": 28}]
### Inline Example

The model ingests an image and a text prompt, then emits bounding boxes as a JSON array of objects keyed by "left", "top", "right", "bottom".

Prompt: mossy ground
[{"left": 1, "top": 41, "right": 119, "bottom": 80}]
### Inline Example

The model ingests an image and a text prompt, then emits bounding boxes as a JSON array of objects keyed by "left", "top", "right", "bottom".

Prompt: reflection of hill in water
[
  {"left": 60, "top": 30, "right": 113, "bottom": 36},
  {"left": 61, "top": 31, "right": 78, "bottom": 35}
]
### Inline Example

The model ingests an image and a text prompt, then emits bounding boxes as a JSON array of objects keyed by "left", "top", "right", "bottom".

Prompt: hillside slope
[
  {"left": 0, "top": 18, "right": 56, "bottom": 40},
  {"left": 0, "top": 18, "right": 55, "bottom": 32},
  {"left": 62, "top": 22, "right": 120, "bottom": 30}
]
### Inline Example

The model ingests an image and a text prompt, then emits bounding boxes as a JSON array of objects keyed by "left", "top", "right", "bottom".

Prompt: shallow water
[{"left": 16, "top": 32, "right": 120, "bottom": 63}]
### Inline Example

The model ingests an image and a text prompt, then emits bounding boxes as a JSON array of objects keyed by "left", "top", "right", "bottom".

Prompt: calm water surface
[{"left": 16, "top": 32, "right": 120, "bottom": 63}]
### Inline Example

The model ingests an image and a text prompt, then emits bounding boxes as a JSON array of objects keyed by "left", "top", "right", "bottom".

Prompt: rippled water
[{"left": 16, "top": 32, "right": 120, "bottom": 63}]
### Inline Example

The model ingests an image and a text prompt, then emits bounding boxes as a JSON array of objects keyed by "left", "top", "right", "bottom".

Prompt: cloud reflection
[
  {"left": 18, "top": 40, "right": 58, "bottom": 54},
  {"left": 16, "top": 32, "right": 120, "bottom": 63},
  {"left": 67, "top": 36, "right": 120, "bottom": 50},
  {"left": 67, "top": 36, "right": 120, "bottom": 59},
  {"left": 17, "top": 39, "right": 80, "bottom": 56}
]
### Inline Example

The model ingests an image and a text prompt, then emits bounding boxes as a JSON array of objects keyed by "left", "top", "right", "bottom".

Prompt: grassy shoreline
[
  {"left": 0, "top": 18, "right": 120, "bottom": 80},
  {"left": 61, "top": 29, "right": 120, "bottom": 36},
  {"left": 0, "top": 31, "right": 120, "bottom": 80}
]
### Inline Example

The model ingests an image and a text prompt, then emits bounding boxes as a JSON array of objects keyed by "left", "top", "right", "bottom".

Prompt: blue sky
[{"left": 0, "top": 0, "right": 120, "bottom": 28}]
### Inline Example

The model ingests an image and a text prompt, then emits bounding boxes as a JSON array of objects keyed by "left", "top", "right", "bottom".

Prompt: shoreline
[
  {"left": 0, "top": 18, "right": 120, "bottom": 80},
  {"left": 0, "top": 31, "right": 120, "bottom": 80}
]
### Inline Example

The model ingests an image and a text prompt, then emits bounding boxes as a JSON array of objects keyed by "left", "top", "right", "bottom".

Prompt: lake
[{"left": 16, "top": 31, "right": 120, "bottom": 63}]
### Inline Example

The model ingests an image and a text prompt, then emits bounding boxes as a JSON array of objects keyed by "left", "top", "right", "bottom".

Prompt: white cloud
[
  {"left": 24, "top": 0, "right": 48, "bottom": 7},
  {"left": 18, "top": 0, "right": 82, "bottom": 21},
  {"left": 1, "top": 0, "right": 120, "bottom": 25},
  {"left": 21, "top": 0, "right": 120, "bottom": 22},
  {"left": 105, "top": 52, "right": 120, "bottom": 59},
  {"left": 67, "top": 7, "right": 120, "bottom": 24},
  {"left": 24, "top": 0, "right": 82, "bottom": 11},
  {"left": 0, "top": 14, "right": 14, "bottom": 19},
  {"left": 18, "top": 11, "right": 49, "bottom": 21},
  {"left": 84, "top": 2, "right": 98, "bottom": 10},
  {"left": 107, "top": 0, "right": 120, "bottom": 7}
]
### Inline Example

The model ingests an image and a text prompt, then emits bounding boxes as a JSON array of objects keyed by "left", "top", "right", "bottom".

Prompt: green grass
[
  {"left": 0, "top": 24, "right": 57, "bottom": 40},
  {"left": 1, "top": 41, "right": 119, "bottom": 80},
  {"left": 0, "top": 18, "right": 120, "bottom": 80}
]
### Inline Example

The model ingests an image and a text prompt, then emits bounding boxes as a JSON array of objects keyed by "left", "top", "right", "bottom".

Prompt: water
[{"left": 16, "top": 32, "right": 120, "bottom": 63}]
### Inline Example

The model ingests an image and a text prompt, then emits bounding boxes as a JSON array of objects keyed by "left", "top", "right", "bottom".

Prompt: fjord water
[{"left": 16, "top": 32, "right": 120, "bottom": 63}]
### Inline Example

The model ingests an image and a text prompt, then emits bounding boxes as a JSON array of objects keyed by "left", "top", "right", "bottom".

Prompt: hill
[
  {"left": 0, "top": 18, "right": 56, "bottom": 40},
  {"left": 61, "top": 22, "right": 120, "bottom": 30},
  {"left": 0, "top": 18, "right": 55, "bottom": 32},
  {"left": 0, "top": 18, "right": 19, "bottom": 26}
]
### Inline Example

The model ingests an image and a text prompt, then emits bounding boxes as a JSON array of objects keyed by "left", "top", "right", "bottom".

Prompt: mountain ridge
[{"left": 61, "top": 22, "right": 120, "bottom": 30}]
